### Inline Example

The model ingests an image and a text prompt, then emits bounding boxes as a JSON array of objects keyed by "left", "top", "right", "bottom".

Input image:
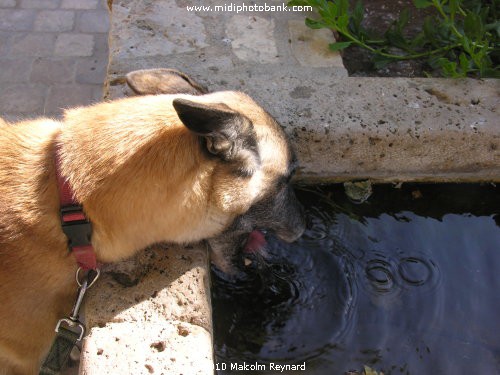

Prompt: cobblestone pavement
[{"left": 0, "top": 0, "right": 110, "bottom": 121}]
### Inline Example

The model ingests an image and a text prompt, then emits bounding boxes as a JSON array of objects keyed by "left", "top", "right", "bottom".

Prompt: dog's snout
[
  {"left": 276, "top": 223, "right": 305, "bottom": 243},
  {"left": 275, "top": 200, "right": 306, "bottom": 243}
]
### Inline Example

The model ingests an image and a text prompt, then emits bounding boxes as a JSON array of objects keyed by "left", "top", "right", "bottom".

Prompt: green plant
[{"left": 288, "top": 0, "right": 499, "bottom": 77}]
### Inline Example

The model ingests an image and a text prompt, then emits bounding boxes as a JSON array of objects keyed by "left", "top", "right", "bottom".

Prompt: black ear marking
[
  {"left": 172, "top": 98, "right": 260, "bottom": 174},
  {"left": 172, "top": 99, "right": 237, "bottom": 135}
]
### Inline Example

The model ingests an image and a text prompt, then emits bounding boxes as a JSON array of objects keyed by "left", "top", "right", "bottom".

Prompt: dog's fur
[{"left": 0, "top": 69, "right": 305, "bottom": 374}]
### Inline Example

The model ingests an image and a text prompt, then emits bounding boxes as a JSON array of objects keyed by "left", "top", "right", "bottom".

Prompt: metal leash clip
[{"left": 55, "top": 267, "right": 100, "bottom": 341}]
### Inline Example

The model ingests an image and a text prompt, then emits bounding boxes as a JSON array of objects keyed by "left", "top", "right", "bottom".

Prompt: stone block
[
  {"left": 92, "top": 33, "right": 109, "bottom": 57},
  {"left": 81, "top": 245, "right": 214, "bottom": 375},
  {"left": 80, "top": 321, "right": 213, "bottom": 375},
  {"left": 0, "top": 0, "right": 16, "bottom": 8},
  {"left": 0, "top": 32, "right": 10, "bottom": 55},
  {"left": 34, "top": 10, "right": 75, "bottom": 32},
  {"left": 19, "top": 0, "right": 60, "bottom": 9},
  {"left": 61, "top": 0, "right": 99, "bottom": 9},
  {"left": 0, "top": 58, "right": 32, "bottom": 83},
  {"left": 92, "top": 85, "right": 105, "bottom": 101},
  {"left": 83, "top": 246, "right": 212, "bottom": 332},
  {"left": 226, "top": 15, "right": 279, "bottom": 64},
  {"left": 31, "top": 58, "right": 76, "bottom": 83},
  {"left": 76, "top": 57, "right": 107, "bottom": 84},
  {"left": 288, "top": 19, "right": 346, "bottom": 70},
  {"left": 54, "top": 33, "right": 94, "bottom": 56},
  {"left": 45, "top": 84, "right": 95, "bottom": 114},
  {"left": 110, "top": 0, "right": 208, "bottom": 60},
  {"left": 0, "top": 83, "right": 47, "bottom": 113},
  {"left": 75, "top": 10, "right": 109, "bottom": 33},
  {"left": 10, "top": 33, "right": 56, "bottom": 56},
  {"left": 0, "top": 9, "right": 36, "bottom": 31}
]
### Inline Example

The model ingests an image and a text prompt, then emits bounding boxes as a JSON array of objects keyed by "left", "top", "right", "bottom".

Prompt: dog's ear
[
  {"left": 172, "top": 98, "right": 260, "bottom": 176},
  {"left": 126, "top": 68, "right": 208, "bottom": 95}
]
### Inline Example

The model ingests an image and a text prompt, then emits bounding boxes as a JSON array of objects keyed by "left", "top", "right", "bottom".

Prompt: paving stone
[
  {"left": 225, "top": 15, "right": 279, "bottom": 64},
  {"left": 76, "top": 57, "right": 107, "bottom": 84},
  {"left": 92, "top": 85, "right": 105, "bottom": 101},
  {"left": 288, "top": 19, "right": 346, "bottom": 70},
  {"left": 0, "top": 9, "right": 36, "bottom": 31},
  {"left": 10, "top": 33, "right": 55, "bottom": 56},
  {"left": 31, "top": 58, "right": 76, "bottom": 83},
  {"left": 0, "top": 31, "right": 11, "bottom": 55},
  {"left": 34, "top": 10, "right": 75, "bottom": 32},
  {"left": 0, "top": 0, "right": 17, "bottom": 8},
  {"left": 45, "top": 84, "right": 96, "bottom": 114},
  {"left": 92, "top": 32, "right": 109, "bottom": 56},
  {"left": 19, "top": 0, "right": 60, "bottom": 9},
  {"left": 0, "top": 84, "right": 47, "bottom": 113},
  {"left": 61, "top": 0, "right": 99, "bottom": 9},
  {"left": 0, "top": 58, "right": 32, "bottom": 83},
  {"left": 54, "top": 33, "right": 94, "bottom": 56},
  {"left": 99, "top": 0, "right": 109, "bottom": 10},
  {"left": 75, "top": 10, "right": 109, "bottom": 33}
]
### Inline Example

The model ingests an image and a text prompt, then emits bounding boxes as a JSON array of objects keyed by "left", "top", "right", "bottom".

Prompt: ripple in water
[{"left": 212, "top": 227, "right": 357, "bottom": 365}]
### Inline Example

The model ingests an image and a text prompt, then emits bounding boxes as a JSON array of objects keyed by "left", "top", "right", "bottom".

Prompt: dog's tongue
[{"left": 243, "top": 230, "right": 267, "bottom": 254}]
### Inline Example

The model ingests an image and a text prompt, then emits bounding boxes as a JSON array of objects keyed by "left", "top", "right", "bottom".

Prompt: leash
[
  {"left": 40, "top": 269, "right": 100, "bottom": 375},
  {"left": 39, "top": 144, "right": 100, "bottom": 375}
]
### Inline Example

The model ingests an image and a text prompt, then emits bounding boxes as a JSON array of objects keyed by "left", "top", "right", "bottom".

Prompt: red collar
[{"left": 55, "top": 145, "right": 97, "bottom": 270}]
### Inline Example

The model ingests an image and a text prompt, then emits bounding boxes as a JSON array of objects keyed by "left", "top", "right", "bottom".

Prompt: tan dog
[{"left": 0, "top": 69, "right": 305, "bottom": 374}]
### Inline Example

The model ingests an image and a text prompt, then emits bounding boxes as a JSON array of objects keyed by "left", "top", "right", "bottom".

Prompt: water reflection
[{"left": 212, "top": 184, "right": 500, "bottom": 374}]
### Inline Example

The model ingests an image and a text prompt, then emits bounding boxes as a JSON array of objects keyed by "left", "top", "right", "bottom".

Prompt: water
[{"left": 212, "top": 184, "right": 500, "bottom": 375}]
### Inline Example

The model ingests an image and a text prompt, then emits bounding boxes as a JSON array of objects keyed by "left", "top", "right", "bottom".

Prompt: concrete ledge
[
  {"left": 80, "top": 321, "right": 213, "bottom": 375},
  {"left": 291, "top": 77, "right": 499, "bottom": 183},
  {"left": 80, "top": 245, "right": 213, "bottom": 374}
]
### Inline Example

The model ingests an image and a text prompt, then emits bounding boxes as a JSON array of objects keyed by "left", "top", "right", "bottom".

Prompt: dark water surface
[{"left": 212, "top": 184, "right": 500, "bottom": 375}]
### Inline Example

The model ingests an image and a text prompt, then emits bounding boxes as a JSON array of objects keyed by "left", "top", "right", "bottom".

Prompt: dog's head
[{"left": 126, "top": 69, "right": 306, "bottom": 273}]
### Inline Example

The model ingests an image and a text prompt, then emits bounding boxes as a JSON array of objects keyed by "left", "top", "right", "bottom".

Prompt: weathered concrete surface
[
  {"left": 81, "top": 321, "right": 213, "bottom": 375},
  {"left": 81, "top": 245, "right": 213, "bottom": 374},
  {"left": 291, "top": 78, "right": 500, "bottom": 183}
]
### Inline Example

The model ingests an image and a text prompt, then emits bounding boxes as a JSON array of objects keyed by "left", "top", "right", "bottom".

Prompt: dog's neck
[{"left": 56, "top": 97, "right": 231, "bottom": 263}]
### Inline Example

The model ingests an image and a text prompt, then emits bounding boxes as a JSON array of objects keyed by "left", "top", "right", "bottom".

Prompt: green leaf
[
  {"left": 459, "top": 52, "right": 470, "bottom": 73},
  {"left": 351, "top": 0, "right": 365, "bottom": 34},
  {"left": 449, "top": 0, "right": 459, "bottom": 18},
  {"left": 386, "top": 29, "right": 409, "bottom": 50},
  {"left": 464, "top": 12, "right": 485, "bottom": 40},
  {"left": 321, "top": 1, "right": 338, "bottom": 20},
  {"left": 305, "top": 18, "right": 326, "bottom": 29},
  {"left": 337, "top": 14, "right": 350, "bottom": 30},
  {"left": 328, "top": 41, "right": 353, "bottom": 51},
  {"left": 338, "top": 0, "right": 349, "bottom": 16},
  {"left": 437, "top": 58, "right": 463, "bottom": 78},
  {"left": 397, "top": 8, "right": 410, "bottom": 30},
  {"left": 484, "top": 20, "right": 500, "bottom": 38},
  {"left": 413, "top": 0, "right": 432, "bottom": 9}
]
